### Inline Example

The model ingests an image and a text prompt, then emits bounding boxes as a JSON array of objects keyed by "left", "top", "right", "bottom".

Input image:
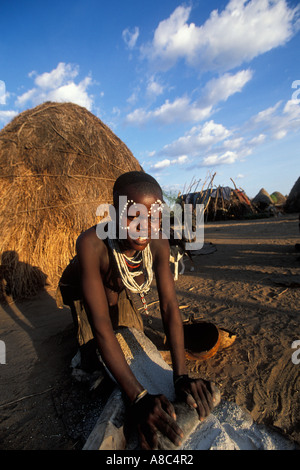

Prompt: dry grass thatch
[
  {"left": 270, "top": 191, "right": 286, "bottom": 205},
  {"left": 284, "top": 177, "right": 300, "bottom": 213},
  {"left": 252, "top": 188, "right": 274, "bottom": 207},
  {"left": 0, "top": 101, "right": 142, "bottom": 299}
]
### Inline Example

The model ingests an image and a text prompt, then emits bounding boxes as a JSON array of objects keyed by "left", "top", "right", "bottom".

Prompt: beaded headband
[{"left": 119, "top": 199, "right": 163, "bottom": 233}]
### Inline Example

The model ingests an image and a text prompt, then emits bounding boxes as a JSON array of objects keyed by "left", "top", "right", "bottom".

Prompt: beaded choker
[{"left": 122, "top": 251, "right": 142, "bottom": 270}]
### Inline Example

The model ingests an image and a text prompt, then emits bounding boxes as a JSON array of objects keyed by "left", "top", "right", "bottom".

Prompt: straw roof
[
  {"left": 252, "top": 188, "right": 274, "bottom": 206},
  {"left": 270, "top": 191, "right": 286, "bottom": 205},
  {"left": 284, "top": 177, "right": 300, "bottom": 213},
  {"left": 0, "top": 101, "right": 142, "bottom": 299}
]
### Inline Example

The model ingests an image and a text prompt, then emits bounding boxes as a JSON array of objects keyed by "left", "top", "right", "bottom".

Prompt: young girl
[{"left": 60, "top": 171, "right": 217, "bottom": 450}]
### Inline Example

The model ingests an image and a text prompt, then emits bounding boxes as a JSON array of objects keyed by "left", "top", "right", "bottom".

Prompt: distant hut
[
  {"left": 252, "top": 188, "right": 274, "bottom": 211},
  {"left": 0, "top": 102, "right": 142, "bottom": 299},
  {"left": 180, "top": 179, "right": 255, "bottom": 222},
  {"left": 284, "top": 177, "right": 300, "bottom": 213},
  {"left": 204, "top": 186, "right": 255, "bottom": 221},
  {"left": 270, "top": 191, "right": 286, "bottom": 206}
]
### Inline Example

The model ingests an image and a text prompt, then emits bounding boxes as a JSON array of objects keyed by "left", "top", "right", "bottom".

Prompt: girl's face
[{"left": 117, "top": 186, "right": 163, "bottom": 252}]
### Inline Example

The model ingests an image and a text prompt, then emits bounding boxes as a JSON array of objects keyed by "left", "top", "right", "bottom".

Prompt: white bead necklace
[{"left": 108, "top": 237, "right": 154, "bottom": 324}]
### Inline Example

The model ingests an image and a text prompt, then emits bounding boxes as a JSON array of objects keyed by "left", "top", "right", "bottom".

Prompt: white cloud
[
  {"left": 283, "top": 98, "right": 300, "bottom": 118},
  {"left": 202, "top": 150, "right": 238, "bottom": 166},
  {"left": 125, "top": 107, "right": 148, "bottom": 124},
  {"left": 200, "top": 69, "right": 253, "bottom": 106},
  {"left": 177, "top": 155, "right": 188, "bottom": 164},
  {"left": 223, "top": 137, "right": 244, "bottom": 149},
  {"left": 162, "top": 120, "right": 232, "bottom": 157},
  {"left": 0, "top": 110, "right": 18, "bottom": 125},
  {"left": 152, "top": 155, "right": 188, "bottom": 169},
  {"left": 127, "top": 90, "right": 139, "bottom": 105},
  {"left": 122, "top": 26, "right": 140, "bottom": 49},
  {"left": 274, "top": 129, "right": 287, "bottom": 139},
  {"left": 33, "top": 62, "right": 79, "bottom": 89},
  {"left": 146, "top": 76, "right": 164, "bottom": 98},
  {"left": 142, "top": 5, "right": 194, "bottom": 70},
  {"left": 17, "top": 88, "right": 37, "bottom": 107},
  {"left": 125, "top": 69, "right": 252, "bottom": 126},
  {"left": 142, "top": 1, "right": 299, "bottom": 72},
  {"left": 249, "top": 134, "right": 266, "bottom": 145},
  {"left": 252, "top": 102, "right": 281, "bottom": 123},
  {"left": 249, "top": 99, "right": 300, "bottom": 139},
  {"left": 126, "top": 95, "right": 212, "bottom": 125},
  {"left": 156, "top": 97, "right": 300, "bottom": 169},
  {"left": 46, "top": 76, "right": 93, "bottom": 109},
  {"left": 153, "top": 97, "right": 210, "bottom": 123},
  {"left": 16, "top": 63, "right": 94, "bottom": 110},
  {"left": 153, "top": 159, "right": 171, "bottom": 169},
  {"left": 0, "top": 80, "right": 7, "bottom": 105}
]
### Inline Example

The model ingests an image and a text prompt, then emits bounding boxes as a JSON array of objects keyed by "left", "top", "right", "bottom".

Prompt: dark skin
[{"left": 76, "top": 185, "right": 216, "bottom": 449}]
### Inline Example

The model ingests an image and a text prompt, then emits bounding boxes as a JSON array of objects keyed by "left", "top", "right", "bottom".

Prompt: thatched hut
[
  {"left": 284, "top": 177, "right": 300, "bottom": 213},
  {"left": 252, "top": 188, "right": 274, "bottom": 210},
  {"left": 270, "top": 191, "right": 286, "bottom": 206},
  {"left": 0, "top": 102, "right": 142, "bottom": 299}
]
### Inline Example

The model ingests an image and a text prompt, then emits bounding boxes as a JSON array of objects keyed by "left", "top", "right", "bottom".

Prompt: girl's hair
[{"left": 113, "top": 171, "right": 162, "bottom": 206}]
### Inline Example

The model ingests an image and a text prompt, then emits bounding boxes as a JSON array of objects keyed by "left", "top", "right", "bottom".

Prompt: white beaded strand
[
  {"left": 107, "top": 237, "right": 154, "bottom": 324},
  {"left": 119, "top": 199, "right": 163, "bottom": 231},
  {"left": 107, "top": 238, "right": 153, "bottom": 294}
]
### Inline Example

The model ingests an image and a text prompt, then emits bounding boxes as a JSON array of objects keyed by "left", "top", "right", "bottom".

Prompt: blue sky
[{"left": 1, "top": 0, "right": 300, "bottom": 198}]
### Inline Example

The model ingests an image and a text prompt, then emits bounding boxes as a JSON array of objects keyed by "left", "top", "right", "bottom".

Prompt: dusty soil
[{"left": 0, "top": 213, "right": 299, "bottom": 450}]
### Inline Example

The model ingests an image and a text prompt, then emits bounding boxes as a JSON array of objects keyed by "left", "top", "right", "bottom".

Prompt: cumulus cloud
[
  {"left": 122, "top": 26, "right": 140, "bottom": 49},
  {"left": 154, "top": 96, "right": 300, "bottom": 170},
  {"left": 125, "top": 69, "right": 252, "bottom": 126},
  {"left": 142, "top": 1, "right": 299, "bottom": 72},
  {"left": 125, "top": 95, "right": 212, "bottom": 125},
  {"left": 162, "top": 120, "right": 232, "bottom": 157},
  {"left": 152, "top": 159, "right": 172, "bottom": 169},
  {"left": 0, "top": 110, "right": 18, "bottom": 125},
  {"left": 202, "top": 150, "right": 238, "bottom": 166},
  {"left": 32, "top": 62, "right": 79, "bottom": 90},
  {"left": 200, "top": 69, "right": 253, "bottom": 107},
  {"left": 152, "top": 155, "right": 188, "bottom": 170},
  {"left": 16, "top": 62, "right": 94, "bottom": 110}
]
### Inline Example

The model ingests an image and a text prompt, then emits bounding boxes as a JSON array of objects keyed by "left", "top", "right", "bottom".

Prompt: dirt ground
[{"left": 0, "top": 213, "right": 299, "bottom": 450}]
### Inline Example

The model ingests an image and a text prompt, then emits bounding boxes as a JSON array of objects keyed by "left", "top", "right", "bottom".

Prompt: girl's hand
[
  {"left": 130, "top": 393, "right": 184, "bottom": 450},
  {"left": 174, "top": 375, "right": 219, "bottom": 420}
]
